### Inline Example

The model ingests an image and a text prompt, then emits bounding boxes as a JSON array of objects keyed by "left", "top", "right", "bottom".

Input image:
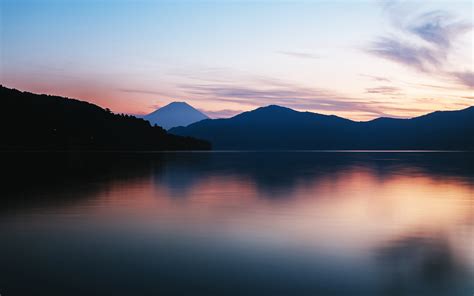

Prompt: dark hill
[
  {"left": 0, "top": 86, "right": 210, "bottom": 150},
  {"left": 170, "top": 105, "right": 474, "bottom": 150}
]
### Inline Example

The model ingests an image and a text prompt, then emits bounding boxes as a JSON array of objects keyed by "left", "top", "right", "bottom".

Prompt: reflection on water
[{"left": 0, "top": 152, "right": 473, "bottom": 296}]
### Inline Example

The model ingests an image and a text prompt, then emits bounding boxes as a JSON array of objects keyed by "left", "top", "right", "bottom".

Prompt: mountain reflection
[
  {"left": 376, "top": 233, "right": 471, "bottom": 296},
  {"left": 0, "top": 151, "right": 473, "bottom": 296},
  {"left": 155, "top": 152, "right": 474, "bottom": 198},
  {"left": 3, "top": 151, "right": 472, "bottom": 202}
]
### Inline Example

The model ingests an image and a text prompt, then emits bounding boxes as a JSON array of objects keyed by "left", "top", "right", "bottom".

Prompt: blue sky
[{"left": 1, "top": 0, "right": 472, "bottom": 120}]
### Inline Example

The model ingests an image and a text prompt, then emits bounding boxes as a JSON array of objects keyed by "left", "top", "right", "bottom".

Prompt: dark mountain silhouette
[
  {"left": 142, "top": 102, "right": 208, "bottom": 130},
  {"left": 0, "top": 86, "right": 210, "bottom": 150},
  {"left": 170, "top": 105, "right": 474, "bottom": 150}
]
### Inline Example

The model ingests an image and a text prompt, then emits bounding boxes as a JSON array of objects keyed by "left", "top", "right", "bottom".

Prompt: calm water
[{"left": 1, "top": 152, "right": 473, "bottom": 296}]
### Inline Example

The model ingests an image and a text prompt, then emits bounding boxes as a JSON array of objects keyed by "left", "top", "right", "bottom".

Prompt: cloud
[
  {"left": 278, "top": 51, "right": 320, "bottom": 60},
  {"left": 408, "top": 11, "right": 471, "bottom": 49},
  {"left": 118, "top": 88, "right": 170, "bottom": 97},
  {"left": 451, "top": 71, "right": 474, "bottom": 88},
  {"left": 368, "top": 37, "right": 443, "bottom": 72},
  {"left": 366, "top": 85, "right": 402, "bottom": 95},
  {"left": 367, "top": 4, "right": 472, "bottom": 89},
  {"left": 179, "top": 80, "right": 422, "bottom": 118},
  {"left": 199, "top": 109, "right": 243, "bottom": 119},
  {"left": 359, "top": 74, "right": 391, "bottom": 82}
]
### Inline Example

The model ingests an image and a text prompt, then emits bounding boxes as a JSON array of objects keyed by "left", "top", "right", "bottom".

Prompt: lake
[{"left": 1, "top": 152, "right": 473, "bottom": 296}]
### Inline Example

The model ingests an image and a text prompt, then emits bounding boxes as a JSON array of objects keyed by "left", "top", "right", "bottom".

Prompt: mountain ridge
[{"left": 170, "top": 104, "right": 474, "bottom": 150}]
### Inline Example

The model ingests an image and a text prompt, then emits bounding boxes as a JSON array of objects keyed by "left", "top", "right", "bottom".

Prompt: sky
[{"left": 0, "top": 0, "right": 473, "bottom": 120}]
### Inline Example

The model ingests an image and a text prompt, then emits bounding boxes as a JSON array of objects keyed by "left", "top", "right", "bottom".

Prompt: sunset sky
[{"left": 1, "top": 0, "right": 473, "bottom": 120}]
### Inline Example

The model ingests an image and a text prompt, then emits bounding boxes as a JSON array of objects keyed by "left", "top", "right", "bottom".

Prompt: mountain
[
  {"left": 169, "top": 105, "right": 474, "bottom": 150},
  {"left": 0, "top": 86, "right": 210, "bottom": 150},
  {"left": 142, "top": 102, "right": 209, "bottom": 130}
]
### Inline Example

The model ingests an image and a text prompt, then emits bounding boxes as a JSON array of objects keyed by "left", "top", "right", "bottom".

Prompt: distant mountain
[
  {"left": 0, "top": 86, "right": 210, "bottom": 150},
  {"left": 170, "top": 105, "right": 474, "bottom": 150},
  {"left": 142, "top": 102, "right": 208, "bottom": 130}
]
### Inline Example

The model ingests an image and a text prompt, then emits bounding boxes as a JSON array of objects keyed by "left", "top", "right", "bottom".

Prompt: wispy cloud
[
  {"left": 408, "top": 11, "right": 471, "bottom": 49},
  {"left": 367, "top": 3, "right": 472, "bottom": 88},
  {"left": 368, "top": 37, "right": 444, "bottom": 72},
  {"left": 451, "top": 71, "right": 474, "bottom": 88},
  {"left": 179, "top": 79, "right": 422, "bottom": 118},
  {"left": 278, "top": 51, "right": 320, "bottom": 60},
  {"left": 118, "top": 88, "right": 169, "bottom": 96},
  {"left": 359, "top": 74, "right": 391, "bottom": 82},
  {"left": 366, "top": 85, "right": 402, "bottom": 96},
  {"left": 199, "top": 109, "right": 243, "bottom": 119}
]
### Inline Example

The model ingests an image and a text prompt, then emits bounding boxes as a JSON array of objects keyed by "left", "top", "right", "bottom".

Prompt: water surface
[{"left": 1, "top": 152, "right": 473, "bottom": 295}]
